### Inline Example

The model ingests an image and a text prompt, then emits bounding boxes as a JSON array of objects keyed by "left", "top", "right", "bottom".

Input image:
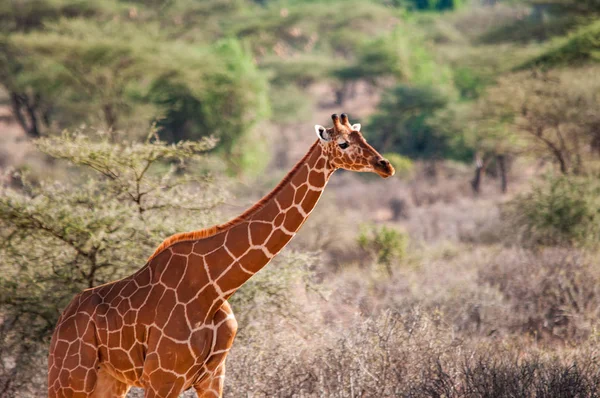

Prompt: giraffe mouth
[{"left": 373, "top": 158, "right": 395, "bottom": 178}]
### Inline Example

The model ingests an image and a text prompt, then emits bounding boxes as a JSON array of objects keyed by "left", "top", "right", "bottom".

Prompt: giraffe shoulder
[{"left": 147, "top": 227, "right": 220, "bottom": 261}]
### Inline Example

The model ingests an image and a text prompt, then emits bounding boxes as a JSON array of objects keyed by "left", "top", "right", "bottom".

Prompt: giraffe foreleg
[
  {"left": 48, "top": 364, "right": 129, "bottom": 398},
  {"left": 194, "top": 362, "right": 226, "bottom": 398},
  {"left": 90, "top": 367, "right": 130, "bottom": 398},
  {"left": 193, "top": 302, "right": 237, "bottom": 398}
]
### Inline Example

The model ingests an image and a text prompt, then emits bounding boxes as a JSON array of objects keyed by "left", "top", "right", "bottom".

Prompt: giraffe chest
[{"left": 139, "top": 302, "right": 237, "bottom": 390}]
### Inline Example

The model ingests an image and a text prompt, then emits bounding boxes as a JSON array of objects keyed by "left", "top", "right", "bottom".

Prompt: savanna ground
[{"left": 2, "top": 0, "right": 600, "bottom": 397}]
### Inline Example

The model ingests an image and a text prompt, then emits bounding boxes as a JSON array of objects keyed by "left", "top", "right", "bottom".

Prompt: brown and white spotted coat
[{"left": 47, "top": 114, "right": 395, "bottom": 398}]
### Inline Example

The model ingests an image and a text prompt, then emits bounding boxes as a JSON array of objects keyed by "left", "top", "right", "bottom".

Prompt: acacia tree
[
  {"left": 366, "top": 85, "right": 449, "bottom": 158},
  {"left": 0, "top": 130, "right": 223, "bottom": 395},
  {"left": 481, "top": 68, "right": 600, "bottom": 175},
  {"left": 0, "top": 0, "right": 126, "bottom": 138}
]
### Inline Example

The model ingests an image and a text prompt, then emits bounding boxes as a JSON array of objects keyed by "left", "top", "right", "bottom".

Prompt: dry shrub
[
  {"left": 318, "top": 161, "right": 505, "bottom": 246},
  {"left": 357, "top": 224, "right": 408, "bottom": 276},
  {"left": 453, "top": 348, "right": 600, "bottom": 398},
  {"left": 225, "top": 311, "right": 455, "bottom": 397},
  {"left": 404, "top": 198, "right": 501, "bottom": 243},
  {"left": 503, "top": 175, "right": 600, "bottom": 248},
  {"left": 225, "top": 309, "right": 600, "bottom": 397},
  {"left": 407, "top": 161, "right": 474, "bottom": 206},
  {"left": 327, "top": 160, "right": 475, "bottom": 219},
  {"left": 323, "top": 244, "right": 600, "bottom": 344},
  {"left": 479, "top": 248, "right": 600, "bottom": 342},
  {"left": 398, "top": 161, "right": 507, "bottom": 244},
  {"left": 409, "top": 179, "right": 467, "bottom": 208},
  {"left": 319, "top": 244, "right": 507, "bottom": 338}
]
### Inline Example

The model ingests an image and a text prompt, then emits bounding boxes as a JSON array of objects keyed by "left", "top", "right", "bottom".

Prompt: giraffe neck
[
  {"left": 230, "top": 139, "right": 333, "bottom": 268},
  {"left": 216, "top": 140, "right": 333, "bottom": 292},
  {"left": 150, "top": 140, "right": 333, "bottom": 320},
  {"left": 224, "top": 139, "right": 333, "bottom": 240}
]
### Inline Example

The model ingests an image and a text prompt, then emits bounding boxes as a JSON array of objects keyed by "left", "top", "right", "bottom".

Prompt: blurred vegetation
[
  {"left": 6, "top": 0, "right": 597, "bottom": 178},
  {"left": 521, "top": 21, "right": 600, "bottom": 69},
  {"left": 1, "top": 0, "right": 268, "bottom": 174},
  {"left": 367, "top": 85, "right": 451, "bottom": 158},
  {"left": 393, "top": 0, "right": 464, "bottom": 11},
  {"left": 3, "top": 0, "right": 600, "bottom": 396},
  {"left": 506, "top": 174, "right": 600, "bottom": 247},
  {"left": 383, "top": 152, "right": 415, "bottom": 179},
  {"left": 358, "top": 224, "right": 408, "bottom": 275}
]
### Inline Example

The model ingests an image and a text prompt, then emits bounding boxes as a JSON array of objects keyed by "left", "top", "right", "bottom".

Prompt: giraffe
[{"left": 47, "top": 114, "right": 395, "bottom": 398}]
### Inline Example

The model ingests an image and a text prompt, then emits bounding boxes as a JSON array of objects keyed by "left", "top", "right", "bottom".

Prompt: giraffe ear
[
  {"left": 351, "top": 123, "right": 361, "bottom": 132},
  {"left": 314, "top": 125, "right": 331, "bottom": 142}
]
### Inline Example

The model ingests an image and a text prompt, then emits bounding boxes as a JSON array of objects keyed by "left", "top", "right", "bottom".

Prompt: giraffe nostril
[{"left": 378, "top": 159, "right": 390, "bottom": 168}]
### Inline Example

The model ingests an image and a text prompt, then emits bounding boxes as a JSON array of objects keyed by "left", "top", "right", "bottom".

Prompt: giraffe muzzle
[{"left": 373, "top": 157, "right": 395, "bottom": 178}]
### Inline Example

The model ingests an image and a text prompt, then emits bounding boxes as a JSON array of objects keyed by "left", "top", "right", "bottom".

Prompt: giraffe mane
[{"left": 147, "top": 140, "right": 321, "bottom": 261}]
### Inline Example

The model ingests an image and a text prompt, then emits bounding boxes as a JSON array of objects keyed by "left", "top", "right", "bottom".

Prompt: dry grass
[
  {"left": 225, "top": 310, "right": 600, "bottom": 397},
  {"left": 479, "top": 248, "right": 600, "bottom": 342},
  {"left": 216, "top": 242, "right": 600, "bottom": 396}
]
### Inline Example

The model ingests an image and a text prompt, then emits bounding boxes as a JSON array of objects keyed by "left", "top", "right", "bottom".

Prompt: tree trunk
[
  {"left": 103, "top": 103, "right": 118, "bottom": 130},
  {"left": 9, "top": 92, "right": 41, "bottom": 138},
  {"left": 24, "top": 97, "right": 40, "bottom": 137},
  {"left": 496, "top": 154, "right": 508, "bottom": 194},
  {"left": 334, "top": 84, "right": 347, "bottom": 106},
  {"left": 471, "top": 154, "right": 484, "bottom": 195},
  {"left": 425, "top": 159, "right": 438, "bottom": 180},
  {"left": 556, "top": 151, "right": 568, "bottom": 174}
]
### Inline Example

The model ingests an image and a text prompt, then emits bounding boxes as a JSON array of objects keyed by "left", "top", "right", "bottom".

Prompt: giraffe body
[{"left": 48, "top": 114, "right": 394, "bottom": 397}]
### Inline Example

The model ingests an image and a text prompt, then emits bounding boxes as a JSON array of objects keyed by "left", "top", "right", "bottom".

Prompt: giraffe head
[{"left": 314, "top": 113, "right": 395, "bottom": 178}]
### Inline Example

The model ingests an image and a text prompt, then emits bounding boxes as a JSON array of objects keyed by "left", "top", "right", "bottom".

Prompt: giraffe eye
[{"left": 338, "top": 142, "right": 349, "bottom": 150}]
